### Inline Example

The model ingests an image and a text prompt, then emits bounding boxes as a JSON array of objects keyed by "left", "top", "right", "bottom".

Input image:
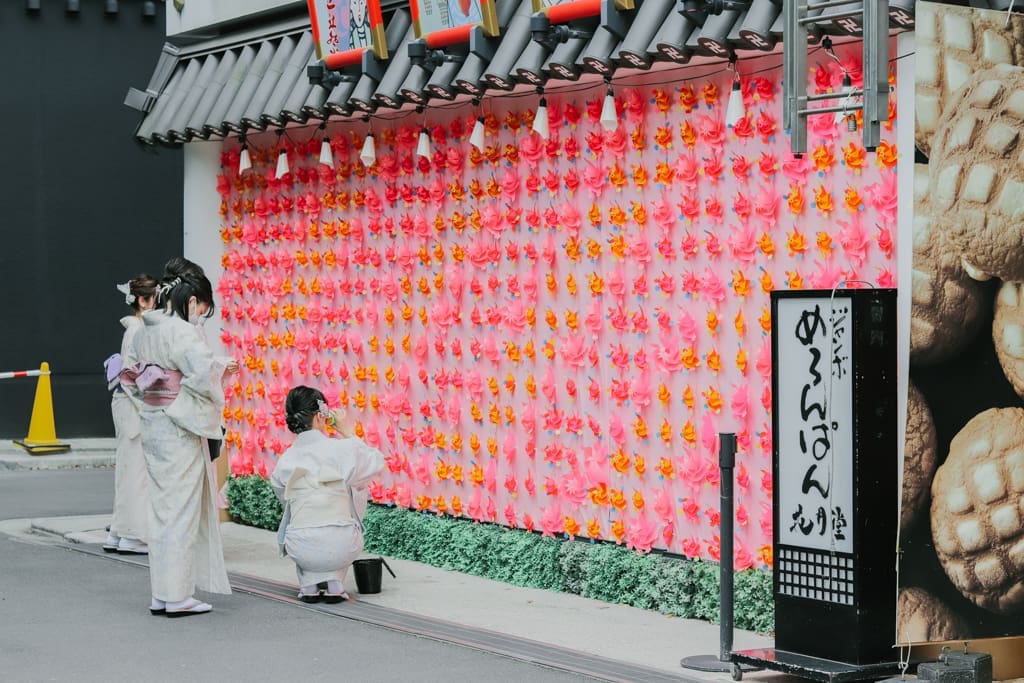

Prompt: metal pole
[
  {"left": 681, "top": 433, "right": 760, "bottom": 677},
  {"left": 718, "top": 432, "right": 736, "bottom": 662}
]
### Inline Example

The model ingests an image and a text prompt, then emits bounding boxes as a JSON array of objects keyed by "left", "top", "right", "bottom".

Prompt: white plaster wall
[
  {"left": 895, "top": 30, "right": 915, "bottom": 548},
  {"left": 183, "top": 140, "right": 227, "bottom": 359},
  {"left": 167, "top": 0, "right": 304, "bottom": 36}
]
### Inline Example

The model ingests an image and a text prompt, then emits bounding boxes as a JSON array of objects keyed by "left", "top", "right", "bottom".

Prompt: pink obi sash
[{"left": 128, "top": 364, "right": 184, "bottom": 407}]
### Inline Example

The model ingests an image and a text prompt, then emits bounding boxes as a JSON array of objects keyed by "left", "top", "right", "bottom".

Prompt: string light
[
  {"left": 318, "top": 122, "right": 334, "bottom": 168},
  {"left": 274, "top": 129, "right": 289, "bottom": 179},
  {"left": 600, "top": 79, "right": 617, "bottom": 132},
  {"left": 416, "top": 107, "right": 431, "bottom": 160},
  {"left": 532, "top": 88, "right": 549, "bottom": 139},
  {"left": 238, "top": 135, "right": 252, "bottom": 174},
  {"left": 469, "top": 98, "right": 486, "bottom": 151},
  {"left": 725, "top": 55, "right": 745, "bottom": 128},
  {"left": 359, "top": 117, "right": 376, "bottom": 167}
]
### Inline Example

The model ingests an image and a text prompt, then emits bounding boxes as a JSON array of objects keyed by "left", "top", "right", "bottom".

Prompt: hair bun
[{"left": 285, "top": 413, "right": 308, "bottom": 435}]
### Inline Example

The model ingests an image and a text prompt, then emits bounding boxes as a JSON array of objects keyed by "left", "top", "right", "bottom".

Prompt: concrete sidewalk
[
  {"left": 0, "top": 438, "right": 116, "bottom": 470},
  {"left": 6, "top": 513, "right": 779, "bottom": 682}
]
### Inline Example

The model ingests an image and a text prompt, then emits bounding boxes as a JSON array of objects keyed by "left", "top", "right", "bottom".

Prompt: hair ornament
[
  {"left": 116, "top": 282, "right": 136, "bottom": 305},
  {"left": 158, "top": 276, "right": 182, "bottom": 298}
]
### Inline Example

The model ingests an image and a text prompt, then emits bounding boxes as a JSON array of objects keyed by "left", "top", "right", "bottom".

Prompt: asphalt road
[
  {"left": 0, "top": 469, "right": 593, "bottom": 683},
  {"left": 0, "top": 468, "right": 115, "bottom": 520}
]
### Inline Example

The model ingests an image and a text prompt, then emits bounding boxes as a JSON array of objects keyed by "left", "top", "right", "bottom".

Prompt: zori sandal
[
  {"left": 165, "top": 598, "right": 212, "bottom": 618},
  {"left": 323, "top": 580, "right": 349, "bottom": 604},
  {"left": 102, "top": 534, "right": 121, "bottom": 553},
  {"left": 298, "top": 582, "right": 326, "bottom": 603}
]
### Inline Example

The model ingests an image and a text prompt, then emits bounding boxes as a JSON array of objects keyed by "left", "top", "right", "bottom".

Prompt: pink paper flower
[
  {"left": 679, "top": 453, "right": 708, "bottom": 494},
  {"left": 625, "top": 514, "right": 658, "bottom": 552},
  {"left": 540, "top": 502, "right": 563, "bottom": 537},
  {"left": 681, "top": 536, "right": 702, "bottom": 558},
  {"left": 675, "top": 153, "right": 700, "bottom": 191},
  {"left": 837, "top": 214, "right": 871, "bottom": 266},
  {"left": 696, "top": 114, "right": 726, "bottom": 151},
  {"left": 582, "top": 161, "right": 606, "bottom": 198},
  {"left": 605, "top": 128, "right": 628, "bottom": 158}
]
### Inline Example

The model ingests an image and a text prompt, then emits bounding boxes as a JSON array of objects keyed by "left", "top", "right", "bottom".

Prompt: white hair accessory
[
  {"left": 116, "top": 282, "right": 136, "bottom": 305},
  {"left": 317, "top": 399, "right": 331, "bottom": 418},
  {"left": 158, "top": 276, "right": 182, "bottom": 299}
]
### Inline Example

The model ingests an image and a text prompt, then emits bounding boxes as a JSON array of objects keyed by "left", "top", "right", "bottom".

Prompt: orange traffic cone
[{"left": 13, "top": 362, "right": 71, "bottom": 455}]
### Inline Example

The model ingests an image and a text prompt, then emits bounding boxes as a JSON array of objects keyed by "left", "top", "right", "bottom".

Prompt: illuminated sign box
[{"left": 770, "top": 288, "right": 898, "bottom": 666}]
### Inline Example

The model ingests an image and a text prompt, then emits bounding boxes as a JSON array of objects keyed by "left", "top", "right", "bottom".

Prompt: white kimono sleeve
[
  {"left": 165, "top": 323, "right": 228, "bottom": 439},
  {"left": 335, "top": 438, "right": 386, "bottom": 488}
]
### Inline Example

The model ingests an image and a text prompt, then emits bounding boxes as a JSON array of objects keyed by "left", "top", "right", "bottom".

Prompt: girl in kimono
[
  {"left": 271, "top": 386, "right": 385, "bottom": 602},
  {"left": 131, "top": 264, "right": 234, "bottom": 617},
  {"left": 103, "top": 275, "right": 158, "bottom": 556}
]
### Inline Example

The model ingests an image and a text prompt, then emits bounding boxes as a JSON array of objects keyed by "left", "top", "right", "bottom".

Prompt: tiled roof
[{"left": 127, "top": 0, "right": 916, "bottom": 146}]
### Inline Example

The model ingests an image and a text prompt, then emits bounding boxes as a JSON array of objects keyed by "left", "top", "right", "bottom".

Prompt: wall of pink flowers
[{"left": 215, "top": 50, "right": 899, "bottom": 569}]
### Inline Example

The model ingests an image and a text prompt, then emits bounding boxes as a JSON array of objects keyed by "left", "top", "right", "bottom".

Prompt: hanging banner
[
  {"left": 308, "top": 0, "right": 388, "bottom": 60},
  {"left": 901, "top": 0, "right": 1024, "bottom": 645},
  {"left": 410, "top": 0, "right": 500, "bottom": 42}
]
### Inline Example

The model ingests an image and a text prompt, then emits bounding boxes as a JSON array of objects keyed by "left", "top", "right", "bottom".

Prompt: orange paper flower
[
  {"left": 787, "top": 184, "right": 804, "bottom": 215},
  {"left": 679, "top": 85, "right": 698, "bottom": 113},
  {"left": 786, "top": 228, "right": 808, "bottom": 256},
  {"left": 565, "top": 516, "right": 580, "bottom": 538},
  {"left": 703, "top": 386, "right": 723, "bottom": 412},
  {"left": 634, "top": 455, "right": 646, "bottom": 476},
  {"left": 813, "top": 185, "right": 833, "bottom": 213},
  {"left": 611, "top": 449, "right": 631, "bottom": 474},
  {"left": 657, "top": 456, "right": 674, "bottom": 478},
  {"left": 875, "top": 141, "right": 898, "bottom": 169},
  {"left": 683, "top": 386, "right": 695, "bottom": 409},
  {"left": 682, "top": 421, "right": 697, "bottom": 446}
]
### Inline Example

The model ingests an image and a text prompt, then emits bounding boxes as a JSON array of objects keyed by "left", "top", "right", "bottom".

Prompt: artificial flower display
[{"left": 217, "top": 59, "right": 898, "bottom": 566}]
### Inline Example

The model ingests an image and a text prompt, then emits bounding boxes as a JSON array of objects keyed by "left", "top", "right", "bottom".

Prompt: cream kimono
[
  {"left": 109, "top": 315, "right": 149, "bottom": 542},
  {"left": 271, "top": 430, "right": 385, "bottom": 587},
  {"left": 130, "top": 310, "right": 231, "bottom": 602}
]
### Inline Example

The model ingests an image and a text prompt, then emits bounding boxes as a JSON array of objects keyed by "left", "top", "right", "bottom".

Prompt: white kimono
[
  {"left": 109, "top": 315, "right": 150, "bottom": 542},
  {"left": 270, "top": 430, "right": 385, "bottom": 587},
  {"left": 131, "top": 310, "right": 231, "bottom": 602}
]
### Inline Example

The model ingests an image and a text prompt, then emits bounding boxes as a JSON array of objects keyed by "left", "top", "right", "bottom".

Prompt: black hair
[
  {"left": 157, "top": 257, "right": 215, "bottom": 320},
  {"left": 128, "top": 274, "right": 158, "bottom": 312},
  {"left": 163, "top": 257, "right": 205, "bottom": 280},
  {"left": 285, "top": 385, "right": 327, "bottom": 434}
]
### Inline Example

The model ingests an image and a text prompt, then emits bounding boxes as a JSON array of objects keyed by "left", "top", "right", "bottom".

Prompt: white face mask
[{"left": 187, "top": 299, "right": 204, "bottom": 327}]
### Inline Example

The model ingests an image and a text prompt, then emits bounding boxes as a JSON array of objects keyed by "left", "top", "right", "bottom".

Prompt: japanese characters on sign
[
  {"left": 776, "top": 296, "right": 854, "bottom": 554},
  {"left": 308, "top": 0, "right": 387, "bottom": 60}
]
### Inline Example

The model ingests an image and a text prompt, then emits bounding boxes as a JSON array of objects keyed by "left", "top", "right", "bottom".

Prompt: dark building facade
[{"left": 0, "top": 1, "right": 183, "bottom": 438}]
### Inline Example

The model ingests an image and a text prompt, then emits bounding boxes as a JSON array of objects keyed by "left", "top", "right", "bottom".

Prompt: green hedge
[{"left": 226, "top": 474, "right": 774, "bottom": 633}]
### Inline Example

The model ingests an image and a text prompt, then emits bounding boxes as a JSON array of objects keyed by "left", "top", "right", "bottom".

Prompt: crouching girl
[{"left": 271, "top": 386, "right": 385, "bottom": 602}]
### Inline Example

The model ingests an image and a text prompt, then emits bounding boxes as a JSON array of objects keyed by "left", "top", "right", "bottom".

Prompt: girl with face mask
[
  {"left": 104, "top": 275, "right": 158, "bottom": 556},
  {"left": 271, "top": 386, "right": 385, "bottom": 602},
  {"left": 126, "top": 259, "right": 235, "bottom": 617}
]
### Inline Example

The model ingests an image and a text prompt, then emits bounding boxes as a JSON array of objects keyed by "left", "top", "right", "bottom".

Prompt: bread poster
[{"left": 901, "top": 0, "right": 1024, "bottom": 643}]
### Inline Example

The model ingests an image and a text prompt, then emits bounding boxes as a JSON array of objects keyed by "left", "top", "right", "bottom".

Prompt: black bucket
[{"left": 353, "top": 557, "right": 396, "bottom": 594}]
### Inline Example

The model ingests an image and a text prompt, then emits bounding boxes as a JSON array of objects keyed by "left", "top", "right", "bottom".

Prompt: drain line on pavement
[{"left": 64, "top": 542, "right": 701, "bottom": 683}]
